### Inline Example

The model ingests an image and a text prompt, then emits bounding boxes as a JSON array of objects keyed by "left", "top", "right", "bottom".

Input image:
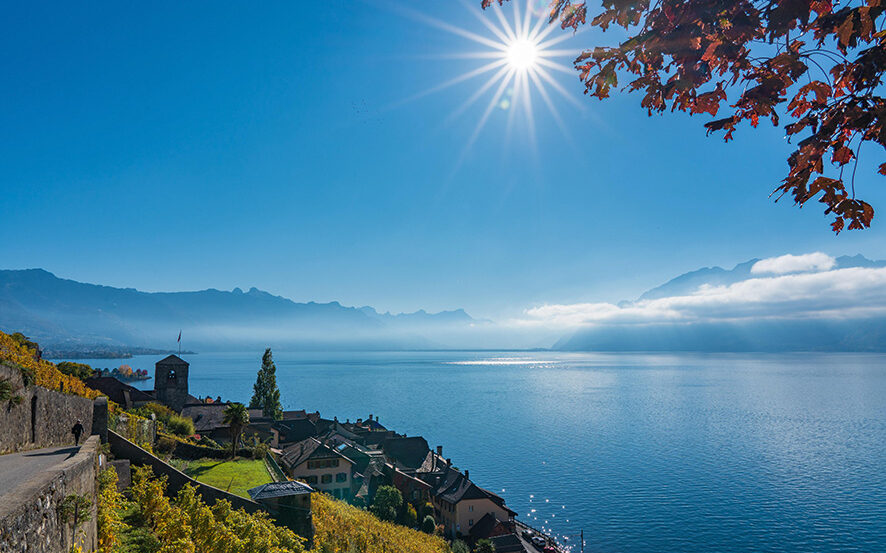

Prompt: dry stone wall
[
  {"left": 0, "top": 362, "right": 94, "bottom": 454},
  {"left": 0, "top": 436, "right": 100, "bottom": 553}
]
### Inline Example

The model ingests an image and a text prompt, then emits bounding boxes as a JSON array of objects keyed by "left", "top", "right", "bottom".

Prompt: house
[
  {"left": 280, "top": 437, "right": 355, "bottom": 501},
  {"left": 468, "top": 512, "right": 515, "bottom": 543},
  {"left": 84, "top": 376, "right": 154, "bottom": 409},
  {"left": 247, "top": 481, "right": 314, "bottom": 539},
  {"left": 427, "top": 467, "right": 517, "bottom": 539}
]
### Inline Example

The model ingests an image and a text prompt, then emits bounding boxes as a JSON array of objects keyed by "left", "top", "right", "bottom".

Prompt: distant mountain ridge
[
  {"left": 556, "top": 254, "right": 886, "bottom": 352},
  {"left": 638, "top": 254, "right": 886, "bottom": 301},
  {"left": 0, "top": 269, "right": 475, "bottom": 351}
]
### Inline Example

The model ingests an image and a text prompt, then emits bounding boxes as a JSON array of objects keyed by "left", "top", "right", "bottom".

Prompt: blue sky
[{"left": 2, "top": 0, "right": 885, "bottom": 320}]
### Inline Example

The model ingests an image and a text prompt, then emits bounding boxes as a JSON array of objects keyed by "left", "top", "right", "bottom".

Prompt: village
[{"left": 85, "top": 353, "right": 562, "bottom": 553}]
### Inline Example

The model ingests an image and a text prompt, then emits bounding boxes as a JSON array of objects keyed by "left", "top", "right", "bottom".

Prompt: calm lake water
[{"left": 92, "top": 351, "right": 886, "bottom": 553}]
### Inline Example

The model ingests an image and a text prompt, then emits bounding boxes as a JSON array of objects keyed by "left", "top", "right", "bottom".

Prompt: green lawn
[{"left": 172, "top": 458, "right": 274, "bottom": 498}]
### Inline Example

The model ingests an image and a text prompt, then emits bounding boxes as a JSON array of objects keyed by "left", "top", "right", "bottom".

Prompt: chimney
[
  {"left": 464, "top": 470, "right": 469, "bottom": 480},
  {"left": 437, "top": 445, "right": 443, "bottom": 456},
  {"left": 446, "top": 458, "right": 451, "bottom": 467},
  {"left": 369, "top": 414, "right": 373, "bottom": 421}
]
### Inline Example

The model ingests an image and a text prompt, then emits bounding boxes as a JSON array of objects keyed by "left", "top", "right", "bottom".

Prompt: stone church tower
[{"left": 154, "top": 354, "right": 189, "bottom": 412}]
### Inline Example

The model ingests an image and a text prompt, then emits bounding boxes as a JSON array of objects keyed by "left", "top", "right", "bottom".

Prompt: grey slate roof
[
  {"left": 84, "top": 377, "right": 154, "bottom": 405},
  {"left": 381, "top": 436, "right": 430, "bottom": 470},
  {"left": 157, "top": 354, "right": 188, "bottom": 366},
  {"left": 248, "top": 481, "right": 313, "bottom": 500},
  {"left": 180, "top": 403, "right": 230, "bottom": 432},
  {"left": 490, "top": 534, "right": 527, "bottom": 553},
  {"left": 280, "top": 437, "right": 352, "bottom": 470}
]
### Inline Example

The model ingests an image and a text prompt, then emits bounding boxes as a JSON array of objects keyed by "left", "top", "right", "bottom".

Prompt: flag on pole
[{"left": 177, "top": 330, "right": 181, "bottom": 343}]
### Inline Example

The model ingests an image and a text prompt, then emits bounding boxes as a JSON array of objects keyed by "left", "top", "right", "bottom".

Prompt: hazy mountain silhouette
[
  {"left": 0, "top": 269, "right": 474, "bottom": 351},
  {"left": 556, "top": 254, "right": 886, "bottom": 352}
]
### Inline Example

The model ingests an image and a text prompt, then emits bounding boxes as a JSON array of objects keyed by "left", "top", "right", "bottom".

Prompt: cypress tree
[{"left": 249, "top": 348, "right": 283, "bottom": 420}]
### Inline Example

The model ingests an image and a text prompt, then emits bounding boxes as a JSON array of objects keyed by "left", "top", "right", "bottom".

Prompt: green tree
[
  {"left": 56, "top": 361, "right": 93, "bottom": 380},
  {"left": 222, "top": 402, "right": 250, "bottom": 458},
  {"left": 452, "top": 540, "right": 470, "bottom": 553},
  {"left": 249, "top": 348, "right": 283, "bottom": 420},
  {"left": 474, "top": 539, "right": 495, "bottom": 553},
  {"left": 421, "top": 514, "right": 436, "bottom": 534},
  {"left": 370, "top": 485, "right": 402, "bottom": 522}
]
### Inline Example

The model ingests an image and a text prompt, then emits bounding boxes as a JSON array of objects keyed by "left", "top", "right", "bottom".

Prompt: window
[
  {"left": 468, "top": 505, "right": 474, "bottom": 512},
  {"left": 321, "top": 474, "right": 332, "bottom": 484},
  {"left": 336, "top": 472, "right": 347, "bottom": 482},
  {"left": 469, "top": 519, "right": 474, "bottom": 526},
  {"left": 305, "top": 475, "right": 318, "bottom": 484},
  {"left": 308, "top": 459, "right": 341, "bottom": 469}
]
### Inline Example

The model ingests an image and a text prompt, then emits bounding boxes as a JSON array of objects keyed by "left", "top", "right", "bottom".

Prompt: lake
[{"left": 89, "top": 351, "right": 886, "bottom": 552}]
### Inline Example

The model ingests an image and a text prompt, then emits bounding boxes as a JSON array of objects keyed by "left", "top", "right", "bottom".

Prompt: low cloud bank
[
  {"left": 518, "top": 253, "right": 886, "bottom": 328},
  {"left": 750, "top": 252, "right": 836, "bottom": 275}
]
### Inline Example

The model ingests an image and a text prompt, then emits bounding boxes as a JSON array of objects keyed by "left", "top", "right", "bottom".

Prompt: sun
[
  {"left": 506, "top": 38, "right": 539, "bottom": 71},
  {"left": 392, "top": 0, "right": 584, "bottom": 161}
]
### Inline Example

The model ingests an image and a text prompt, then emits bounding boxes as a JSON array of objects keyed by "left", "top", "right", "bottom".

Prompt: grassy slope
[{"left": 172, "top": 458, "right": 274, "bottom": 498}]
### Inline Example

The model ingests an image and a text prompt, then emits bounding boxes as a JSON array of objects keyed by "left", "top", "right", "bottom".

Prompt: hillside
[{"left": 0, "top": 269, "right": 475, "bottom": 352}]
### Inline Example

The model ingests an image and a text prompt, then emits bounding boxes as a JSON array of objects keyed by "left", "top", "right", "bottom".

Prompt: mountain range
[
  {"left": 0, "top": 269, "right": 475, "bottom": 352},
  {"left": 4, "top": 255, "right": 885, "bottom": 354},
  {"left": 555, "top": 254, "right": 886, "bottom": 352}
]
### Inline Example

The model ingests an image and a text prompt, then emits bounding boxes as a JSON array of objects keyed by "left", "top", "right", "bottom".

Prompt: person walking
[{"left": 71, "top": 420, "right": 84, "bottom": 445}]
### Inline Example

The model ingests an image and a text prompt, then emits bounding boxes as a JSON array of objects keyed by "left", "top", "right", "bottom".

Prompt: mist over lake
[{"left": 94, "top": 350, "right": 886, "bottom": 553}]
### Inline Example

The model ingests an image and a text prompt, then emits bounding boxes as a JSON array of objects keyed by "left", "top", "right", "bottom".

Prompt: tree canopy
[
  {"left": 484, "top": 0, "right": 886, "bottom": 232},
  {"left": 249, "top": 348, "right": 283, "bottom": 420},
  {"left": 370, "top": 485, "right": 403, "bottom": 522}
]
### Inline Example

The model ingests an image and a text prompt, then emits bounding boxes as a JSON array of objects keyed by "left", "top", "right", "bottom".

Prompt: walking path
[{"left": 0, "top": 445, "right": 80, "bottom": 496}]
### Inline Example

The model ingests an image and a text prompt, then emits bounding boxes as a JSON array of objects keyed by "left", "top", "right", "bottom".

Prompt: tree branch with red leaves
[{"left": 483, "top": 0, "right": 886, "bottom": 232}]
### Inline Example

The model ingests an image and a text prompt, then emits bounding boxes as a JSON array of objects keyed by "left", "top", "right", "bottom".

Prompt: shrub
[
  {"left": 452, "top": 539, "right": 470, "bottom": 553},
  {"left": 475, "top": 539, "right": 495, "bottom": 553},
  {"left": 400, "top": 503, "right": 417, "bottom": 528},
  {"left": 56, "top": 361, "right": 93, "bottom": 380},
  {"left": 196, "top": 435, "right": 221, "bottom": 449},
  {"left": 97, "top": 468, "right": 126, "bottom": 553},
  {"left": 0, "top": 331, "right": 99, "bottom": 399},
  {"left": 0, "top": 377, "right": 23, "bottom": 405},
  {"left": 166, "top": 415, "right": 195, "bottom": 437},
  {"left": 421, "top": 515, "right": 436, "bottom": 534},
  {"left": 155, "top": 436, "right": 177, "bottom": 455},
  {"left": 312, "top": 492, "right": 450, "bottom": 553}
]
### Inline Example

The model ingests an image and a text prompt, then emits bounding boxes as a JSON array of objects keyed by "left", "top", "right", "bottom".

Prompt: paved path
[{"left": 0, "top": 445, "right": 80, "bottom": 496}]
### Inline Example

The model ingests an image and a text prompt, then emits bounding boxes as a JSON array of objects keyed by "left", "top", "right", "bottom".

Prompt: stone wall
[
  {"left": 0, "top": 436, "right": 100, "bottom": 553},
  {"left": 0, "top": 362, "right": 94, "bottom": 454}
]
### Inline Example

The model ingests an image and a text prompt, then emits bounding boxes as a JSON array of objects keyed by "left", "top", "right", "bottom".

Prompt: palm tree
[{"left": 223, "top": 402, "right": 249, "bottom": 458}]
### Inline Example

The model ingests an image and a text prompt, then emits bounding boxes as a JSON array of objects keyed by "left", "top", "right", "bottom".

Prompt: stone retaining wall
[
  {"left": 0, "top": 362, "right": 94, "bottom": 454},
  {"left": 0, "top": 436, "right": 100, "bottom": 553}
]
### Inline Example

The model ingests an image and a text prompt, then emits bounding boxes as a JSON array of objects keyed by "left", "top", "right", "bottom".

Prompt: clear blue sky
[{"left": 2, "top": 0, "right": 885, "bottom": 319}]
